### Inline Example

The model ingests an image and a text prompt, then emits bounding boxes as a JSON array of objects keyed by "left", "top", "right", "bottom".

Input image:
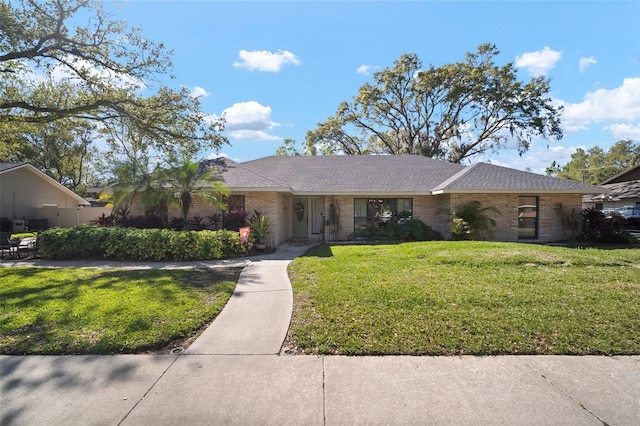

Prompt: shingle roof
[
  {"left": 212, "top": 155, "right": 606, "bottom": 195},
  {"left": 432, "top": 162, "right": 603, "bottom": 193},
  {"left": 584, "top": 179, "right": 640, "bottom": 202},
  {"left": 0, "top": 162, "right": 27, "bottom": 173},
  {"left": 240, "top": 155, "right": 465, "bottom": 194},
  {"left": 200, "top": 158, "right": 290, "bottom": 190}
]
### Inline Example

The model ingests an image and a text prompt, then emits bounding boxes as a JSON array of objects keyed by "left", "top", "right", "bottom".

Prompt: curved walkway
[{"left": 185, "top": 241, "right": 316, "bottom": 355}]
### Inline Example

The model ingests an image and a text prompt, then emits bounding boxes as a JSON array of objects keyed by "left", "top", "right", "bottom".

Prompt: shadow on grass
[
  {"left": 301, "top": 244, "right": 334, "bottom": 258},
  {"left": 0, "top": 268, "right": 239, "bottom": 355}
]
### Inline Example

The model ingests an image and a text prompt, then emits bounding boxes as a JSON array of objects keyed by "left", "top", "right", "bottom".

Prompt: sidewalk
[{"left": 1, "top": 241, "right": 639, "bottom": 425}]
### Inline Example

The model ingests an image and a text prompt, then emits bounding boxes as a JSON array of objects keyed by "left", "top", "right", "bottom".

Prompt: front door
[{"left": 292, "top": 197, "right": 308, "bottom": 238}]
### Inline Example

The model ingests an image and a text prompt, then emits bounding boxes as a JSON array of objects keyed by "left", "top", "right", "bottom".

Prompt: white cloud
[
  {"left": 515, "top": 46, "right": 562, "bottom": 76},
  {"left": 579, "top": 56, "right": 597, "bottom": 72},
  {"left": 560, "top": 77, "right": 640, "bottom": 132},
  {"left": 479, "top": 143, "right": 585, "bottom": 174},
  {"left": 356, "top": 65, "right": 379, "bottom": 75},
  {"left": 227, "top": 130, "right": 282, "bottom": 141},
  {"left": 604, "top": 123, "right": 640, "bottom": 140},
  {"left": 233, "top": 49, "right": 301, "bottom": 72},
  {"left": 221, "top": 101, "right": 281, "bottom": 140},
  {"left": 190, "top": 86, "right": 209, "bottom": 98}
]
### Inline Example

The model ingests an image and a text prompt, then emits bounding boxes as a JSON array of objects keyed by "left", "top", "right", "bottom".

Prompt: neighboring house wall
[{"left": 1, "top": 167, "right": 82, "bottom": 221}]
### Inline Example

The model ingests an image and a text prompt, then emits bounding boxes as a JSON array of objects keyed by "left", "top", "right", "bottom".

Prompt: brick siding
[{"left": 130, "top": 190, "right": 583, "bottom": 245}]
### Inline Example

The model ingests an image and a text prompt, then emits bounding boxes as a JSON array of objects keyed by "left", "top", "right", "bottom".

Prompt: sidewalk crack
[
  {"left": 516, "top": 356, "right": 610, "bottom": 426},
  {"left": 322, "top": 356, "right": 327, "bottom": 426},
  {"left": 117, "top": 356, "right": 179, "bottom": 425}
]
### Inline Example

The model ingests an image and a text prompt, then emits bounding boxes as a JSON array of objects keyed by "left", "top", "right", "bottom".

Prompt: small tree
[{"left": 160, "top": 156, "right": 229, "bottom": 230}]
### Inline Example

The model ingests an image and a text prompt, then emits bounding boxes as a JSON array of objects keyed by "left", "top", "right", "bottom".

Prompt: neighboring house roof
[
  {"left": 582, "top": 164, "right": 640, "bottom": 203},
  {"left": 0, "top": 162, "right": 25, "bottom": 173},
  {"left": 209, "top": 155, "right": 605, "bottom": 196},
  {"left": 584, "top": 179, "right": 640, "bottom": 203},
  {"left": 601, "top": 164, "right": 640, "bottom": 184},
  {"left": 0, "top": 162, "right": 90, "bottom": 206}
]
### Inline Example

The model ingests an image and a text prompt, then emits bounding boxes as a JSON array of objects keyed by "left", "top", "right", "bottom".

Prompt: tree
[
  {"left": 1, "top": 0, "right": 227, "bottom": 166},
  {"left": 305, "top": 44, "right": 563, "bottom": 163},
  {"left": 1, "top": 118, "right": 95, "bottom": 192},
  {"left": 1, "top": 0, "right": 167, "bottom": 123},
  {"left": 546, "top": 139, "right": 640, "bottom": 184},
  {"left": 275, "top": 138, "right": 316, "bottom": 156},
  {"left": 160, "top": 156, "right": 229, "bottom": 230}
]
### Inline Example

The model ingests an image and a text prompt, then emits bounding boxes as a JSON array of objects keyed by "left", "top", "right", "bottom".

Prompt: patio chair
[{"left": 16, "top": 236, "right": 37, "bottom": 259}]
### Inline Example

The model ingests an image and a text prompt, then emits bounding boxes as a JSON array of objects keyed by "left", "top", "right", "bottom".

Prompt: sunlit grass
[
  {"left": 0, "top": 268, "right": 239, "bottom": 354},
  {"left": 286, "top": 242, "right": 640, "bottom": 355}
]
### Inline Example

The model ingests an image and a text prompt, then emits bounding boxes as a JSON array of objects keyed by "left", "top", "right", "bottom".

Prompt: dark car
[{"left": 617, "top": 206, "right": 640, "bottom": 229}]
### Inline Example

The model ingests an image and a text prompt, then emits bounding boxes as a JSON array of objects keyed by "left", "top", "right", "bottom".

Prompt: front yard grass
[
  {"left": 286, "top": 242, "right": 640, "bottom": 355},
  {"left": 0, "top": 268, "right": 239, "bottom": 354}
]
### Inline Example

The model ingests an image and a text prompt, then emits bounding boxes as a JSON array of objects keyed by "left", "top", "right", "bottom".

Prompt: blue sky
[{"left": 106, "top": 1, "right": 640, "bottom": 174}]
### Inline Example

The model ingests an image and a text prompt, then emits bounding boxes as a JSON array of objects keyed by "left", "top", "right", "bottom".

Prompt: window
[
  {"left": 518, "top": 196, "right": 538, "bottom": 239},
  {"left": 226, "top": 195, "right": 245, "bottom": 213},
  {"left": 354, "top": 198, "right": 413, "bottom": 236}
]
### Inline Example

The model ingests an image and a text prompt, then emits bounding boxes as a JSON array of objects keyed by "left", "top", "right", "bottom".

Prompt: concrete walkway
[
  {"left": 185, "top": 242, "right": 313, "bottom": 355},
  {"left": 2, "top": 242, "right": 640, "bottom": 425}
]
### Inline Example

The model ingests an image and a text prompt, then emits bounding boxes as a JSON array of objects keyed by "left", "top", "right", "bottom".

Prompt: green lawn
[
  {"left": 286, "top": 242, "right": 640, "bottom": 355},
  {"left": 0, "top": 268, "right": 239, "bottom": 354}
]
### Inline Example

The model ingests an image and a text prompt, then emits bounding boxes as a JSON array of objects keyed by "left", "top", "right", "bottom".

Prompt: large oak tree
[
  {"left": 1, "top": 0, "right": 226, "bottom": 186},
  {"left": 305, "top": 44, "right": 563, "bottom": 163}
]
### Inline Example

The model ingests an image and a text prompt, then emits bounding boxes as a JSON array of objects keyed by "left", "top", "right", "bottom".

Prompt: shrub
[
  {"left": 169, "top": 216, "right": 184, "bottom": 231},
  {"left": 38, "top": 226, "right": 252, "bottom": 261},
  {"left": 223, "top": 210, "right": 249, "bottom": 231},
  {"left": 38, "top": 226, "right": 109, "bottom": 259},
  {"left": 207, "top": 212, "right": 222, "bottom": 230},
  {"left": 90, "top": 213, "right": 116, "bottom": 227},
  {"left": 189, "top": 215, "right": 206, "bottom": 231},
  {"left": 358, "top": 218, "right": 442, "bottom": 241},
  {"left": 581, "top": 208, "right": 631, "bottom": 244}
]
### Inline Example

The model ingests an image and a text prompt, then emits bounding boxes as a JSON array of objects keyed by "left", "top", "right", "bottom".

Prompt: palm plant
[
  {"left": 160, "top": 156, "right": 229, "bottom": 230},
  {"left": 449, "top": 201, "right": 500, "bottom": 240},
  {"left": 109, "top": 154, "right": 168, "bottom": 219}
]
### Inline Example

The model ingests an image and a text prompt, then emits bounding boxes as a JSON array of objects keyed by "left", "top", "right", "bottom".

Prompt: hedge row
[{"left": 37, "top": 226, "right": 253, "bottom": 261}]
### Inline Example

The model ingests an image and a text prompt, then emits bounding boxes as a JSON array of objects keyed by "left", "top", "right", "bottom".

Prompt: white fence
[{"left": 35, "top": 206, "right": 112, "bottom": 229}]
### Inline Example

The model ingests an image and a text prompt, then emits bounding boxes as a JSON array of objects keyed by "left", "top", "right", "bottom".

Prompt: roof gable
[
  {"left": 432, "top": 162, "right": 605, "bottom": 194},
  {"left": 0, "top": 162, "right": 90, "bottom": 205},
  {"left": 601, "top": 164, "right": 640, "bottom": 184}
]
